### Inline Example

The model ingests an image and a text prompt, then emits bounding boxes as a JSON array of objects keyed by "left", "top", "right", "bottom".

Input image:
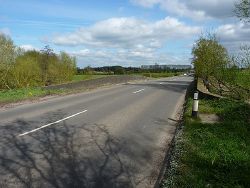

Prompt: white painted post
[{"left": 192, "top": 91, "right": 199, "bottom": 118}]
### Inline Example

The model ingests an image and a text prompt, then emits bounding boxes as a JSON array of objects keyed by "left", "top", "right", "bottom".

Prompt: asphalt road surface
[{"left": 0, "top": 76, "right": 193, "bottom": 188}]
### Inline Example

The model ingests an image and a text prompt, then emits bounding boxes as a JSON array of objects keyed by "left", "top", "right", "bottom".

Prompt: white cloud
[
  {"left": 71, "top": 49, "right": 91, "bottom": 57},
  {"left": 50, "top": 16, "right": 200, "bottom": 67},
  {"left": 216, "top": 22, "right": 250, "bottom": 52},
  {"left": 131, "top": 0, "right": 235, "bottom": 20},
  {"left": 217, "top": 22, "right": 250, "bottom": 42},
  {"left": 20, "top": 44, "right": 38, "bottom": 51},
  {"left": 70, "top": 47, "right": 191, "bottom": 68},
  {"left": 0, "top": 27, "right": 11, "bottom": 36},
  {"left": 70, "top": 20, "right": 250, "bottom": 67},
  {"left": 52, "top": 17, "right": 201, "bottom": 49}
]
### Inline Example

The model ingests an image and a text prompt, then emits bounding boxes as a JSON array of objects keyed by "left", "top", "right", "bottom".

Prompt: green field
[
  {"left": 162, "top": 98, "right": 250, "bottom": 187},
  {"left": 0, "top": 73, "right": 181, "bottom": 104},
  {"left": 72, "top": 74, "right": 110, "bottom": 82},
  {"left": 236, "top": 70, "right": 250, "bottom": 90},
  {"left": 0, "top": 88, "right": 65, "bottom": 104},
  {"left": 0, "top": 75, "right": 111, "bottom": 104}
]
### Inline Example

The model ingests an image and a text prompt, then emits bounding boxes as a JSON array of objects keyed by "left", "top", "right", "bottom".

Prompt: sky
[{"left": 0, "top": 0, "right": 249, "bottom": 67}]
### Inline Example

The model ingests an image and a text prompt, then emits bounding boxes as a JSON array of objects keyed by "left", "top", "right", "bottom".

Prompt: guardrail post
[{"left": 192, "top": 91, "right": 199, "bottom": 118}]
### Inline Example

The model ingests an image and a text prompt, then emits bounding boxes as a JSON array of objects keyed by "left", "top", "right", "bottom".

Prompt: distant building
[{"left": 141, "top": 64, "right": 191, "bottom": 70}]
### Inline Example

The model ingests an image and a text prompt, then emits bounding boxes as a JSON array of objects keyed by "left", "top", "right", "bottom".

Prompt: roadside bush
[
  {"left": 0, "top": 34, "right": 76, "bottom": 89},
  {"left": 13, "top": 53, "right": 42, "bottom": 88},
  {"left": 0, "top": 34, "right": 16, "bottom": 89}
]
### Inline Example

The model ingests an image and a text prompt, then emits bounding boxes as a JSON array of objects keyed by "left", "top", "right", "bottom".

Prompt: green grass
[
  {"left": 0, "top": 88, "right": 65, "bottom": 104},
  {"left": 236, "top": 70, "right": 250, "bottom": 90},
  {"left": 0, "top": 74, "right": 114, "bottom": 104},
  {"left": 72, "top": 74, "right": 110, "bottom": 82},
  {"left": 162, "top": 98, "right": 250, "bottom": 188}
]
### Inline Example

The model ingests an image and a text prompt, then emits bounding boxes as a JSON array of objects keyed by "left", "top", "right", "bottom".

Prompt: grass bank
[
  {"left": 236, "top": 70, "right": 250, "bottom": 91},
  {"left": 0, "top": 87, "right": 66, "bottom": 104},
  {"left": 162, "top": 97, "right": 250, "bottom": 187},
  {"left": 0, "top": 74, "right": 110, "bottom": 104},
  {"left": 0, "top": 74, "right": 144, "bottom": 105},
  {"left": 72, "top": 74, "right": 110, "bottom": 82}
]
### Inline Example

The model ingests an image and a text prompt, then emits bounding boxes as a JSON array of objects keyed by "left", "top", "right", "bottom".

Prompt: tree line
[
  {"left": 77, "top": 65, "right": 188, "bottom": 75},
  {"left": 0, "top": 34, "right": 76, "bottom": 90}
]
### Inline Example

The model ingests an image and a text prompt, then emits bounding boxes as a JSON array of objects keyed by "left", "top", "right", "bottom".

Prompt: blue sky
[{"left": 1, "top": 0, "right": 249, "bottom": 67}]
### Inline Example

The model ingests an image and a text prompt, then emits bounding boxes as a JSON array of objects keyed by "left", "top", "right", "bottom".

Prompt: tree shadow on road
[{"left": 0, "top": 113, "right": 146, "bottom": 188}]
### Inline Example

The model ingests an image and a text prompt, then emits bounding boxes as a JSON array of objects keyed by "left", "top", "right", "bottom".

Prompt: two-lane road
[{"left": 0, "top": 76, "right": 193, "bottom": 188}]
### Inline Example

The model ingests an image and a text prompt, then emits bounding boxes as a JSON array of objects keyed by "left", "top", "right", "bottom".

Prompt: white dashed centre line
[
  {"left": 18, "top": 109, "right": 88, "bottom": 137},
  {"left": 133, "top": 89, "right": 145, "bottom": 94}
]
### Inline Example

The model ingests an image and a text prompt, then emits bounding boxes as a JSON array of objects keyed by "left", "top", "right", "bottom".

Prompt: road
[{"left": 0, "top": 76, "right": 193, "bottom": 188}]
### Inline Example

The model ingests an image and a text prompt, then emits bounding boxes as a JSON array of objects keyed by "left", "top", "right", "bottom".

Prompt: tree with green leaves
[
  {"left": 40, "top": 45, "right": 54, "bottom": 85},
  {"left": 13, "top": 50, "right": 42, "bottom": 88},
  {"left": 113, "top": 66, "right": 125, "bottom": 75},
  {"left": 193, "top": 34, "right": 249, "bottom": 99},
  {"left": 192, "top": 35, "right": 228, "bottom": 82},
  {"left": 0, "top": 34, "right": 16, "bottom": 89},
  {"left": 0, "top": 35, "right": 77, "bottom": 89},
  {"left": 57, "top": 52, "right": 76, "bottom": 82}
]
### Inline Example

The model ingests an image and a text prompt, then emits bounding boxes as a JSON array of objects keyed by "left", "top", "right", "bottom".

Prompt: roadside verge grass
[
  {"left": 162, "top": 97, "right": 250, "bottom": 187},
  {"left": 0, "top": 88, "right": 66, "bottom": 104},
  {"left": 72, "top": 74, "right": 110, "bottom": 82},
  {"left": 0, "top": 75, "right": 110, "bottom": 105}
]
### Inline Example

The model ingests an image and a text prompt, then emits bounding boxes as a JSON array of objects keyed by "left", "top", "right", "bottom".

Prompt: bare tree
[
  {"left": 235, "top": 0, "right": 250, "bottom": 22},
  {"left": 40, "top": 45, "right": 54, "bottom": 85}
]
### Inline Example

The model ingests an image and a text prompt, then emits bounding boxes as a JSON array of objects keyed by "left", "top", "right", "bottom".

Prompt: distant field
[
  {"left": 0, "top": 75, "right": 109, "bottom": 104},
  {"left": 0, "top": 73, "right": 181, "bottom": 104},
  {"left": 0, "top": 74, "right": 140, "bottom": 104},
  {"left": 72, "top": 75, "right": 110, "bottom": 82},
  {"left": 0, "top": 88, "right": 65, "bottom": 104}
]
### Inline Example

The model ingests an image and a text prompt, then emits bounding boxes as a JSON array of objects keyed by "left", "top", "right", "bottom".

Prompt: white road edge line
[
  {"left": 18, "top": 110, "right": 88, "bottom": 137},
  {"left": 133, "top": 89, "right": 145, "bottom": 94}
]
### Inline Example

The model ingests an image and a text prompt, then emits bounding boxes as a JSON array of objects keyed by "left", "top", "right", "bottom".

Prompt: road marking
[
  {"left": 18, "top": 110, "right": 88, "bottom": 137},
  {"left": 133, "top": 89, "right": 145, "bottom": 94}
]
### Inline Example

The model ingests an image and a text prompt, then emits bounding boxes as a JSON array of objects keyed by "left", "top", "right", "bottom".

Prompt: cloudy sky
[{"left": 0, "top": 0, "right": 249, "bottom": 67}]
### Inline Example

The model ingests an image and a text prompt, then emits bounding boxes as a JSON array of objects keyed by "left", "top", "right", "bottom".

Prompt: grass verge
[
  {"left": 236, "top": 70, "right": 250, "bottom": 91},
  {"left": 72, "top": 74, "right": 110, "bottom": 82},
  {"left": 0, "top": 87, "right": 67, "bottom": 104},
  {"left": 0, "top": 75, "right": 111, "bottom": 105},
  {"left": 162, "top": 97, "right": 250, "bottom": 187}
]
